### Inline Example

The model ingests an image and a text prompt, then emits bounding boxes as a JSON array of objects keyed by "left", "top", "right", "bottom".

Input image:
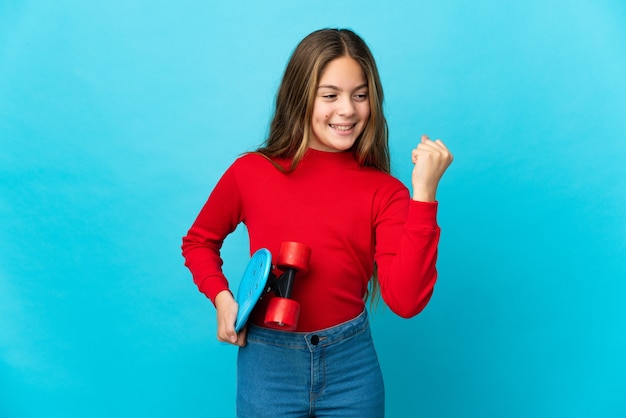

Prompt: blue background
[{"left": 1, "top": 1, "right": 625, "bottom": 417}]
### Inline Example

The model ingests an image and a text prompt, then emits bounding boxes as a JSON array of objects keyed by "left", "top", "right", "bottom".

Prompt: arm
[
  {"left": 181, "top": 162, "right": 247, "bottom": 345},
  {"left": 181, "top": 164, "right": 243, "bottom": 303},
  {"left": 376, "top": 135, "right": 453, "bottom": 317},
  {"left": 375, "top": 197, "right": 441, "bottom": 317}
]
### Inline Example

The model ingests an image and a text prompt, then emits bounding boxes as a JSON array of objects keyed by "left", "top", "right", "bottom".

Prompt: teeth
[{"left": 330, "top": 124, "right": 353, "bottom": 131}]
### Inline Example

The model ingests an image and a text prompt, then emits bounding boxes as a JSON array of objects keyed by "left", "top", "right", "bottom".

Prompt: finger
[
  {"left": 432, "top": 139, "right": 453, "bottom": 162},
  {"left": 412, "top": 143, "right": 436, "bottom": 162},
  {"left": 220, "top": 332, "right": 238, "bottom": 345},
  {"left": 419, "top": 139, "right": 451, "bottom": 157},
  {"left": 418, "top": 136, "right": 443, "bottom": 150},
  {"left": 414, "top": 135, "right": 445, "bottom": 161},
  {"left": 433, "top": 139, "right": 450, "bottom": 151},
  {"left": 217, "top": 329, "right": 236, "bottom": 344},
  {"left": 225, "top": 324, "right": 238, "bottom": 344},
  {"left": 411, "top": 148, "right": 418, "bottom": 161},
  {"left": 217, "top": 319, "right": 238, "bottom": 344},
  {"left": 236, "top": 326, "right": 248, "bottom": 347}
]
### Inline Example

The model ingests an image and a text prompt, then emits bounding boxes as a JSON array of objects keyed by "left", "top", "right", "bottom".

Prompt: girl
[{"left": 182, "top": 28, "right": 453, "bottom": 417}]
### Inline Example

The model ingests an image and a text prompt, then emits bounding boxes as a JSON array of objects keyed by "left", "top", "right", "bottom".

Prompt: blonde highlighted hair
[
  {"left": 256, "top": 28, "right": 389, "bottom": 303},
  {"left": 257, "top": 28, "right": 389, "bottom": 174}
]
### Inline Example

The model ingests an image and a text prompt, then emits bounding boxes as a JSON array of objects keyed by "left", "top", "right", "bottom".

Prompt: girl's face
[{"left": 309, "top": 56, "right": 370, "bottom": 152}]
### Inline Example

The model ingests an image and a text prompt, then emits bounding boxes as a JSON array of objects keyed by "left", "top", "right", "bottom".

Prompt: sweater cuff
[
  {"left": 407, "top": 200, "right": 439, "bottom": 229},
  {"left": 200, "top": 277, "right": 230, "bottom": 305}
]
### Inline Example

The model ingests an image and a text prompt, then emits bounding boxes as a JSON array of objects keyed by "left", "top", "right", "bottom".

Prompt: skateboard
[{"left": 234, "top": 241, "right": 311, "bottom": 332}]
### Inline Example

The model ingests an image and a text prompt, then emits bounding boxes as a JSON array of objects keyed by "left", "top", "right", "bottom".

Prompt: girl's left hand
[{"left": 411, "top": 135, "right": 454, "bottom": 202}]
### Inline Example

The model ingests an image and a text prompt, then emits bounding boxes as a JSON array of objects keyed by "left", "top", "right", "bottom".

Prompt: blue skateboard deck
[{"left": 235, "top": 248, "right": 272, "bottom": 332}]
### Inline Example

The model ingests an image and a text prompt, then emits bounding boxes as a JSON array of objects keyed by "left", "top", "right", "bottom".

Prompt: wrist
[
  {"left": 214, "top": 289, "right": 234, "bottom": 308},
  {"left": 412, "top": 188, "right": 436, "bottom": 202}
]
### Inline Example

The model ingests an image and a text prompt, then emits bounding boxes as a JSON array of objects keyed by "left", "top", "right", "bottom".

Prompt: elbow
[{"left": 386, "top": 289, "right": 434, "bottom": 319}]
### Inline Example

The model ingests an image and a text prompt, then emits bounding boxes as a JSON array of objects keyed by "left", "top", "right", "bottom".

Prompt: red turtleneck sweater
[{"left": 182, "top": 149, "right": 440, "bottom": 331}]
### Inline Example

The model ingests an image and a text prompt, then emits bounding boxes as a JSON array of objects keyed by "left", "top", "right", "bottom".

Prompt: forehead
[{"left": 318, "top": 56, "right": 366, "bottom": 87}]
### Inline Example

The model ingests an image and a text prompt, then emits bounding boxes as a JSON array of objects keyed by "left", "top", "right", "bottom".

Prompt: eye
[
  {"left": 353, "top": 93, "right": 368, "bottom": 101},
  {"left": 321, "top": 94, "right": 337, "bottom": 100}
]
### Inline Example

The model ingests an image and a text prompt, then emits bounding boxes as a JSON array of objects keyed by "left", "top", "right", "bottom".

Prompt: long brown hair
[
  {"left": 257, "top": 28, "right": 389, "bottom": 173},
  {"left": 256, "top": 28, "right": 389, "bottom": 303}
]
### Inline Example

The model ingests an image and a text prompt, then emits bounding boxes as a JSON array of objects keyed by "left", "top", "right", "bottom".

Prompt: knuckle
[{"left": 217, "top": 329, "right": 229, "bottom": 341}]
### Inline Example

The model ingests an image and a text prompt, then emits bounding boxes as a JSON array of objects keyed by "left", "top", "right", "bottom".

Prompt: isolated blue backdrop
[{"left": 1, "top": 1, "right": 625, "bottom": 417}]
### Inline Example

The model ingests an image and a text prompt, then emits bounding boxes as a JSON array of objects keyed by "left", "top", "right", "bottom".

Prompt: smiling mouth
[{"left": 329, "top": 123, "right": 356, "bottom": 131}]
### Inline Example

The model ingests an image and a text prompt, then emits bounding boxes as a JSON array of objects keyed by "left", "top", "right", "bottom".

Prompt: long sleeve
[
  {"left": 374, "top": 190, "right": 440, "bottom": 318},
  {"left": 181, "top": 164, "right": 244, "bottom": 304},
  {"left": 181, "top": 149, "right": 442, "bottom": 331}
]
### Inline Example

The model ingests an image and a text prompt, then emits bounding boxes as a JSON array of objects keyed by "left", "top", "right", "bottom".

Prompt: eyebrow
[{"left": 317, "top": 83, "right": 368, "bottom": 91}]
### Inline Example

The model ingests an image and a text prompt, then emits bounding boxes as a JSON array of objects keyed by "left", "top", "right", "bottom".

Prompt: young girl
[{"left": 182, "top": 28, "right": 452, "bottom": 417}]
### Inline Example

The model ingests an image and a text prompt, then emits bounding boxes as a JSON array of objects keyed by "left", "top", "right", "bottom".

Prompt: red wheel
[
  {"left": 277, "top": 241, "right": 311, "bottom": 274},
  {"left": 264, "top": 298, "right": 300, "bottom": 331}
]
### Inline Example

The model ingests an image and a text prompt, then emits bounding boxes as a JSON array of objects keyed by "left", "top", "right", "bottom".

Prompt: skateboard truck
[
  {"left": 234, "top": 241, "right": 311, "bottom": 333},
  {"left": 263, "top": 241, "right": 311, "bottom": 331}
]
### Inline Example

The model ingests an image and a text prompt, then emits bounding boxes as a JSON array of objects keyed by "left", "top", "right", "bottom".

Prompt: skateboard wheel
[
  {"left": 264, "top": 298, "right": 300, "bottom": 331},
  {"left": 277, "top": 241, "right": 311, "bottom": 274}
]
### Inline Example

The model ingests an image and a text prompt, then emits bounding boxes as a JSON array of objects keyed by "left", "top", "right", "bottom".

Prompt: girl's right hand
[{"left": 214, "top": 290, "right": 248, "bottom": 347}]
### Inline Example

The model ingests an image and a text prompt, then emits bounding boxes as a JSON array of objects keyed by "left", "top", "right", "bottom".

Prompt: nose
[{"left": 337, "top": 95, "right": 356, "bottom": 117}]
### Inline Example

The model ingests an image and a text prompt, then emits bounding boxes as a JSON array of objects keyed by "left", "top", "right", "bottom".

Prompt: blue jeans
[{"left": 237, "top": 310, "right": 385, "bottom": 417}]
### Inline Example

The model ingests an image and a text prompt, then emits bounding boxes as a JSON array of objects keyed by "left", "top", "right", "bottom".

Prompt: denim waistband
[{"left": 246, "top": 309, "right": 370, "bottom": 350}]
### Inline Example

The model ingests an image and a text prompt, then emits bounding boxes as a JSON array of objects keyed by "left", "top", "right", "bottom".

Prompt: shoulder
[
  {"left": 360, "top": 166, "right": 408, "bottom": 194},
  {"left": 223, "top": 152, "right": 289, "bottom": 188},
  {"left": 356, "top": 168, "right": 411, "bottom": 215},
  {"left": 232, "top": 152, "right": 272, "bottom": 167},
  {"left": 228, "top": 152, "right": 286, "bottom": 173}
]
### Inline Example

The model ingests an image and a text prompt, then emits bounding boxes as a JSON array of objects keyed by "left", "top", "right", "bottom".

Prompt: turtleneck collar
[{"left": 300, "top": 148, "right": 360, "bottom": 170}]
